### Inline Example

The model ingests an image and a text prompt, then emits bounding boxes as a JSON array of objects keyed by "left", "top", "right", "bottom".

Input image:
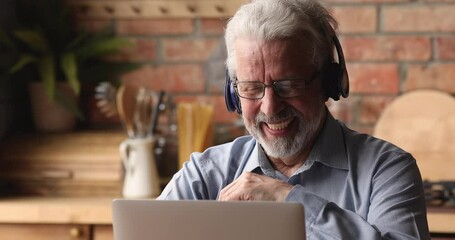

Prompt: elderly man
[{"left": 158, "top": 0, "right": 430, "bottom": 239}]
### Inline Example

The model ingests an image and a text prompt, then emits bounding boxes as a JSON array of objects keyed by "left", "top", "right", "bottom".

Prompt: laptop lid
[{"left": 112, "top": 199, "right": 306, "bottom": 240}]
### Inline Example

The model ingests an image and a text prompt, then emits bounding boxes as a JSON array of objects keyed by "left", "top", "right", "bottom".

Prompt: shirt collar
[
  {"left": 308, "top": 110, "right": 349, "bottom": 170},
  {"left": 244, "top": 142, "right": 261, "bottom": 173},
  {"left": 244, "top": 142, "right": 275, "bottom": 176}
]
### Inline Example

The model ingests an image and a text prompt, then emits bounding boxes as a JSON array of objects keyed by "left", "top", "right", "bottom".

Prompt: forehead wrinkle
[
  {"left": 262, "top": 39, "right": 303, "bottom": 81},
  {"left": 263, "top": 42, "right": 286, "bottom": 79},
  {"left": 237, "top": 39, "right": 266, "bottom": 81}
]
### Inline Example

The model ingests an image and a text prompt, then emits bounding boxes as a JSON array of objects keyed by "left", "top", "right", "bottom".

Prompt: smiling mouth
[{"left": 265, "top": 118, "right": 293, "bottom": 131}]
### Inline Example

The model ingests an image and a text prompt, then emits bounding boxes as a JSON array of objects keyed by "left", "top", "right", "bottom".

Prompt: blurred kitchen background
[
  {"left": 0, "top": 0, "right": 454, "bottom": 194},
  {"left": 0, "top": 0, "right": 454, "bottom": 239},
  {"left": 1, "top": 0, "right": 454, "bottom": 137}
]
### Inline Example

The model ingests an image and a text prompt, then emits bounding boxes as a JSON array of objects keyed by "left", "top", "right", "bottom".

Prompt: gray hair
[{"left": 225, "top": 0, "right": 338, "bottom": 79}]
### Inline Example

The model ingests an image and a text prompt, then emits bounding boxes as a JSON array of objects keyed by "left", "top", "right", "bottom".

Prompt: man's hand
[{"left": 217, "top": 172, "right": 293, "bottom": 202}]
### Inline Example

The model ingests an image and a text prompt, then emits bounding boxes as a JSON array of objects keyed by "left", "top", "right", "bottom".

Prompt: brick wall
[
  {"left": 75, "top": 0, "right": 455, "bottom": 139},
  {"left": 330, "top": 0, "right": 455, "bottom": 134}
]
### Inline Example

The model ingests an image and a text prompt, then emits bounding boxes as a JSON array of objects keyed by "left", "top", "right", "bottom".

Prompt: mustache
[{"left": 254, "top": 108, "right": 296, "bottom": 124}]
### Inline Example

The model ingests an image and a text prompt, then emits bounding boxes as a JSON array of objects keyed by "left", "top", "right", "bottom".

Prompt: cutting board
[{"left": 374, "top": 90, "right": 455, "bottom": 181}]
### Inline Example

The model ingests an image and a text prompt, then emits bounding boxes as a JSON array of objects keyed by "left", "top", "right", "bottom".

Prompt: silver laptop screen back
[{"left": 112, "top": 199, "right": 306, "bottom": 240}]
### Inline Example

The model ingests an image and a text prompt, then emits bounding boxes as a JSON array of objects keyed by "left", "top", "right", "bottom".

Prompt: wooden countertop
[
  {"left": 427, "top": 206, "right": 455, "bottom": 233},
  {"left": 0, "top": 196, "right": 118, "bottom": 225},
  {"left": 0, "top": 197, "right": 453, "bottom": 234}
]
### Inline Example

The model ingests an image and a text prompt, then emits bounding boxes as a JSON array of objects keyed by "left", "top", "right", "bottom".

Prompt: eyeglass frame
[{"left": 233, "top": 71, "right": 320, "bottom": 100}]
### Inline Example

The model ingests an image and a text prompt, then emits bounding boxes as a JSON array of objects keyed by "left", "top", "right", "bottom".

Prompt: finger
[
  {"left": 218, "top": 172, "right": 259, "bottom": 201},
  {"left": 218, "top": 176, "right": 243, "bottom": 201}
]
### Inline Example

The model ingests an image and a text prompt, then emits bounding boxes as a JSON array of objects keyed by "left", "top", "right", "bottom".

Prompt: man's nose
[{"left": 260, "top": 87, "right": 284, "bottom": 116}]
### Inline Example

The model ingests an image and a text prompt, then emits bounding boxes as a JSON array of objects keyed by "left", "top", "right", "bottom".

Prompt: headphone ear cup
[
  {"left": 333, "top": 36, "right": 349, "bottom": 99},
  {"left": 224, "top": 69, "right": 242, "bottom": 113},
  {"left": 339, "top": 62, "right": 349, "bottom": 99},
  {"left": 324, "top": 36, "right": 350, "bottom": 101},
  {"left": 323, "top": 62, "right": 342, "bottom": 101},
  {"left": 230, "top": 83, "right": 242, "bottom": 114}
]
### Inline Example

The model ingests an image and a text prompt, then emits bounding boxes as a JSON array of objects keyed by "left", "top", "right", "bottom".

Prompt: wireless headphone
[{"left": 224, "top": 35, "right": 349, "bottom": 114}]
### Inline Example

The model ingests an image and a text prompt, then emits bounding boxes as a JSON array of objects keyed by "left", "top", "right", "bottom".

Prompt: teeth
[{"left": 267, "top": 119, "right": 292, "bottom": 130}]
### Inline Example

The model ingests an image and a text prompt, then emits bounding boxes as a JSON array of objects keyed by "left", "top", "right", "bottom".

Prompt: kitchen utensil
[
  {"left": 148, "top": 90, "right": 165, "bottom": 136},
  {"left": 94, "top": 82, "right": 118, "bottom": 117},
  {"left": 120, "top": 136, "right": 161, "bottom": 198},
  {"left": 133, "top": 88, "right": 155, "bottom": 138},
  {"left": 117, "top": 85, "right": 137, "bottom": 138}
]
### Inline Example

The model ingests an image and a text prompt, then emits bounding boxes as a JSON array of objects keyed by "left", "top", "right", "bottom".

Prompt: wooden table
[
  {"left": 428, "top": 206, "right": 455, "bottom": 234},
  {"left": 0, "top": 196, "right": 117, "bottom": 240},
  {"left": 0, "top": 196, "right": 114, "bottom": 224},
  {"left": 0, "top": 197, "right": 453, "bottom": 239}
]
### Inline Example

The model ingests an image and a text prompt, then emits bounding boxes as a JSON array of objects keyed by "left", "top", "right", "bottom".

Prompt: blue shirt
[{"left": 158, "top": 113, "right": 430, "bottom": 239}]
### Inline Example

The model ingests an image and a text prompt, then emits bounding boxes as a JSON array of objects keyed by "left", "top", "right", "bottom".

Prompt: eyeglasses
[{"left": 234, "top": 72, "right": 319, "bottom": 100}]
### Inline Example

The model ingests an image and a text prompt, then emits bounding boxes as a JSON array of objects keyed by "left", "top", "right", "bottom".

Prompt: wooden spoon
[{"left": 116, "top": 85, "right": 137, "bottom": 138}]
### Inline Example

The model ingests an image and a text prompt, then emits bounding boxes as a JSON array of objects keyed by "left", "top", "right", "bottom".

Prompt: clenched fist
[{"left": 218, "top": 172, "right": 293, "bottom": 202}]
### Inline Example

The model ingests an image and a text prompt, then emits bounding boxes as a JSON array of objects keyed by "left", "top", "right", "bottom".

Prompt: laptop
[{"left": 112, "top": 199, "right": 306, "bottom": 240}]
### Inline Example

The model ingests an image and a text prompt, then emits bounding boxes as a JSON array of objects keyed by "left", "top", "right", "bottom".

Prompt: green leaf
[
  {"left": 76, "top": 38, "right": 133, "bottom": 60},
  {"left": 55, "top": 91, "right": 84, "bottom": 120},
  {"left": 61, "top": 52, "right": 80, "bottom": 95},
  {"left": 66, "top": 32, "right": 90, "bottom": 50},
  {"left": 13, "top": 29, "right": 49, "bottom": 52},
  {"left": 78, "top": 61, "right": 141, "bottom": 84},
  {"left": 38, "top": 54, "right": 56, "bottom": 100},
  {"left": 0, "top": 28, "right": 15, "bottom": 48},
  {"left": 9, "top": 54, "right": 37, "bottom": 73}
]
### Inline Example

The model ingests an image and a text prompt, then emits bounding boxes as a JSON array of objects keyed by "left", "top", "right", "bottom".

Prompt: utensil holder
[{"left": 120, "top": 137, "right": 161, "bottom": 198}]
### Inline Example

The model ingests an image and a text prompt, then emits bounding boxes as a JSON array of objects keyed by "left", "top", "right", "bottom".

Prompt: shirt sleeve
[
  {"left": 157, "top": 156, "right": 210, "bottom": 200},
  {"left": 158, "top": 136, "right": 258, "bottom": 200},
  {"left": 286, "top": 153, "right": 430, "bottom": 240}
]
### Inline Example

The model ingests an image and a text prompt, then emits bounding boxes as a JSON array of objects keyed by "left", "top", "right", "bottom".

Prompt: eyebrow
[{"left": 235, "top": 71, "right": 319, "bottom": 83}]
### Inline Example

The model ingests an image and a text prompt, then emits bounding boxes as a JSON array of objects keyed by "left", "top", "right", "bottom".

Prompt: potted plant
[{"left": 0, "top": 0, "right": 133, "bottom": 131}]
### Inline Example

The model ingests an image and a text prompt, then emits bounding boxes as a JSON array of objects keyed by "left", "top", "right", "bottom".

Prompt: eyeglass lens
[{"left": 235, "top": 80, "right": 306, "bottom": 99}]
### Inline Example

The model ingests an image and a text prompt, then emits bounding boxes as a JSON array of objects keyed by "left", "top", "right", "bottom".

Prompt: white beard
[{"left": 245, "top": 107, "right": 325, "bottom": 159}]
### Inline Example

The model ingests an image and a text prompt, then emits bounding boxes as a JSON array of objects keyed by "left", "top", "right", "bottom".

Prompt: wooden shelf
[
  {"left": 0, "top": 131, "right": 125, "bottom": 197},
  {"left": 66, "top": 0, "right": 246, "bottom": 19}
]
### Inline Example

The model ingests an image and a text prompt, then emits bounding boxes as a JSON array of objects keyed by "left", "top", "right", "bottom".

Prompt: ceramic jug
[{"left": 120, "top": 137, "right": 160, "bottom": 198}]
